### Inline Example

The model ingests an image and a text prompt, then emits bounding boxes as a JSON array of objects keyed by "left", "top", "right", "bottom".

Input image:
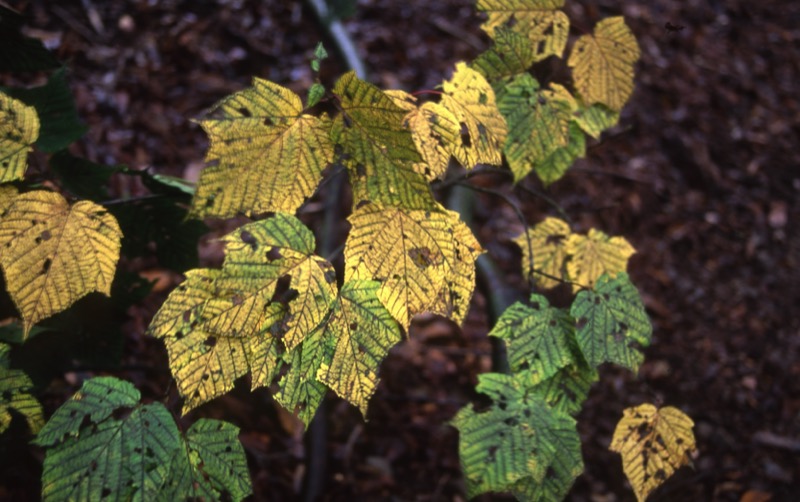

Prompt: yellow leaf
[
  {"left": 568, "top": 16, "right": 640, "bottom": 111},
  {"left": 440, "top": 62, "right": 508, "bottom": 168},
  {"left": 345, "top": 201, "right": 482, "bottom": 328},
  {"left": 477, "top": 0, "right": 569, "bottom": 62},
  {"left": 331, "top": 72, "right": 435, "bottom": 210},
  {"left": 0, "top": 92, "right": 39, "bottom": 182},
  {"left": 610, "top": 404, "right": 696, "bottom": 502},
  {"left": 0, "top": 184, "right": 18, "bottom": 212},
  {"left": 191, "top": 78, "right": 334, "bottom": 218},
  {"left": 0, "top": 190, "right": 121, "bottom": 336},
  {"left": 565, "top": 228, "right": 635, "bottom": 292},
  {"left": 316, "top": 280, "right": 402, "bottom": 416},
  {"left": 148, "top": 214, "right": 337, "bottom": 413},
  {"left": 514, "top": 216, "right": 571, "bottom": 289}
]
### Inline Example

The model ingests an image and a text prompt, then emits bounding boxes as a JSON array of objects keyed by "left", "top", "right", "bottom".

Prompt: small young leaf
[
  {"left": 307, "top": 82, "right": 326, "bottom": 108},
  {"left": 316, "top": 280, "right": 402, "bottom": 416},
  {"left": 451, "top": 372, "right": 581, "bottom": 498},
  {"left": 0, "top": 190, "right": 122, "bottom": 336},
  {"left": 313, "top": 41, "right": 328, "bottom": 62},
  {"left": 514, "top": 216, "right": 571, "bottom": 288},
  {"left": 610, "top": 404, "right": 696, "bottom": 502},
  {"left": 570, "top": 273, "right": 652, "bottom": 371},
  {"left": 2, "top": 68, "right": 87, "bottom": 152},
  {"left": 344, "top": 201, "right": 482, "bottom": 328},
  {"left": 489, "top": 294, "right": 575, "bottom": 383},
  {"left": 566, "top": 228, "right": 635, "bottom": 292},
  {"left": 0, "top": 91, "right": 39, "bottom": 182},
  {"left": 440, "top": 62, "right": 508, "bottom": 168},
  {"left": 0, "top": 342, "right": 44, "bottom": 434},
  {"left": 331, "top": 71, "right": 436, "bottom": 210},
  {"left": 191, "top": 77, "right": 334, "bottom": 218},
  {"left": 568, "top": 16, "right": 640, "bottom": 111},
  {"left": 477, "top": 0, "right": 569, "bottom": 62}
]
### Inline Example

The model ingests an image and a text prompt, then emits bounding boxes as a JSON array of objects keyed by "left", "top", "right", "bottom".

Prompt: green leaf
[
  {"left": 307, "top": 82, "right": 326, "bottom": 108},
  {"left": 191, "top": 77, "right": 334, "bottom": 218},
  {"left": 574, "top": 102, "right": 620, "bottom": 139},
  {"left": 570, "top": 272, "right": 652, "bottom": 371},
  {"left": 275, "top": 326, "right": 329, "bottom": 427},
  {"left": 316, "top": 280, "right": 403, "bottom": 416},
  {"left": 489, "top": 294, "right": 576, "bottom": 383},
  {"left": 472, "top": 27, "right": 537, "bottom": 81},
  {"left": 451, "top": 372, "right": 580, "bottom": 498},
  {"left": 148, "top": 214, "right": 336, "bottom": 413},
  {"left": 528, "top": 364, "right": 598, "bottom": 416},
  {"left": 0, "top": 90, "right": 39, "bottom": 182},
  {"left": 2, "top": 68, "right": 87, "bottom": 152},
  {"left": 498, "top": 74, "right": 584, "bottom": 184},
  {"left": 0, "top": 342, "right": 44, "bottom": 434},
  {"left": 0, "top": 6, "right": 60, "bottom": 72},
  {"left": 35, "top": 376, "right": 252, "bottom": 501},
  {"left": 313, "top": 42, "right": 329, "bottom": 62},
  {"left": 331, "top": 71, "right": 436, "bottom": 210}
]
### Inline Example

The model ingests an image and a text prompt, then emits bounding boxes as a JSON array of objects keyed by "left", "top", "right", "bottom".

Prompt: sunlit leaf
[
  {"left": 0, "top": 184, "right": 18, "bottom": 212},
  {"left": 191, "top": 77, "right": 334, "bottom": 218},
  {"left": 440, "top": 62, "right": 507, "bottom": 168},
  {"left": 0, "top": 342, "right": 44, "bottom": 434},
  {"left": 331, "top": 72, "right": 436, "bottom": 210},
  {"left": 565, "top": 228, "right": 635, "bottom": 292},
  {"left": 514, "top": 216, "right": 571, "bottom": 288},
  {"left": 35, "top": 377, "right": 252, "bottom": 501},
  {"left": 148, "top": 214, "right": 336, "bottom": 413},
  {"left": 574, "top": 101, "right": 620, "bottom": 139},
  {"left": 489, "top": 294, "right": 575, "bottom": 383},
  {"left": 345, "top": 201, "right": 482, "bottom": 328},
  {"left": 0, "top": 190, "right": 122, "bottom": 336},
  {"left": 451, "top": 372, "right": 580, "bottom": 498},
  {"left": 568, "top": 16, "right": 640, "bottom": 111},
  {"left": 528, "top": 364, "right": 598, "bottom": 416},
  {"left": 570, "top": 273, "right": 652, "bottom": 371},
  {"left": 610, "top": 404, "right": 696, "bottom": 502},
  {"left": 0, "top": 91, "right": 39, "bottom": 182},
  {"left": 2, "top": 68, "right": 87, "bottom": 152},
  {"left": 317, "top": 280, "right": 402, "bottom": 416},
  {"left": 275, "top": 326, "right": 329, "bottom": 427},
  {"left": 477, "top": 0, "right": 569, "bottom": 62},
  {"left": 472, "top": 28, "right": 537, "bottom": 81}
]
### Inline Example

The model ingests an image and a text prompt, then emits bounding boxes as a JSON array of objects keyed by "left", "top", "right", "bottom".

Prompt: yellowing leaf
[
  {"left": 440, "top": 62, "right": 508, "bottom": 168},
  {"left": 1, "top": 342, "right": 44, "bottom": 434},
  {"left": 477, "top": 0, "right": 569, "bottom": 62},
  {"left": 331, "top": 72, "right": 436, "bottom": 210},
  {"left": 0, "top": 184, "right": 18, "bottom": 212},
  {"left": 472, "top": 28, "right": 537, "bottom": 81},
  {"left": 610, "top": 404, "right": 696, "bottom": 502},
  {"left": 514, "top": 216, "right": 571, "bottom": 289},
  {"left": 0, "top": 91, "right": 39, "bottom": 182},
  {"left": 191, "top": 78, "right": 333, "bottom": 218},
  {"left": 574, "top": 102, "right": 620, "bottom": 139},
  {"left": 385, "top": 90, "right": 460, "bottom": 181},
  {"left": 0, "top": 190, "right": 122, "bottom": 335},
  {"left": 568, "top": 16, "right": 640, "bottom": 111},
  {"left": 344, "top": 201, "right": 482, "bottom": 328},
  {"left": 148, "top": 214, "right": 337, "bottom": 413},
  {"left": 316, "top": 280, "right": 402, "bottom": 416},
  {"left": 565, "top": 228, "right": 635, "bottom": 292}
]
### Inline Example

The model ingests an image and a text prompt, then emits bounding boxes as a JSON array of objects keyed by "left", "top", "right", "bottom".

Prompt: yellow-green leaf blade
[
  {"left": 332, "top": 71, "right": 436, "bottom": 210},
  {"left": 610, "top": 404, "right": 696, "bottom": 502},
  {"left": 191, "top": 78, "right": 333, "bottom": 218},
  {"left": 477, "top": 0, "right": 569, "bottom": 62},
  {"left": 440, "top": 63, "right": 508, "bottom": 168},
  {"left": 0, "top": 91, "right": 39, "bottom": 182},
  {"left": 472, "top": 28, "right": 538, "bottom": 81},
  {"left": 0, "top": 343, "right": 44, "bottom": 434},
  {"left": 565, "top": 228, "right": 635, "bottom": 292},
  {"left": 275, "top": 327, "right": 329, "bottom": 428},
  {"left": 570, "top": 273, "right": 652, "bottom": 371},
  {"left": 514, "top": 216, "right": 571, "bottom": 288},
  {"left": 316, "top": 280, "right": 402, "bottom": 416},
  {"left": 344, "top": 202, "right": 482, "bottom": 328},
  {"left": 568, "top": 16, "right": 640, "bottom": 111},
  {"left": 0, "top": 190, "right": 122, "bottom": 335}
]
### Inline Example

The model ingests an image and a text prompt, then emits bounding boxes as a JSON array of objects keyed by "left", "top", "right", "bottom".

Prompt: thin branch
[{"left": 516, "top": 181, "right": 573, "bottom": 226}]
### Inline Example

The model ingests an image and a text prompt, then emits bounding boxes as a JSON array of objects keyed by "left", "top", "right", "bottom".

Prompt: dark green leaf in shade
[
  {"left": 48, "top": 151, "right": 123, "bottom": 201},
  {"left": 2, "top": 68, "right": 87, "bottom": 152},
  {"left": 570, "top": 272, "right": 652, "bottom": 371}
]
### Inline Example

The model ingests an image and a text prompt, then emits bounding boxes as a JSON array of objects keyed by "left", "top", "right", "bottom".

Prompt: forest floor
[{"left": 1, "top": 0, "right": 798, "bottom": 501}]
